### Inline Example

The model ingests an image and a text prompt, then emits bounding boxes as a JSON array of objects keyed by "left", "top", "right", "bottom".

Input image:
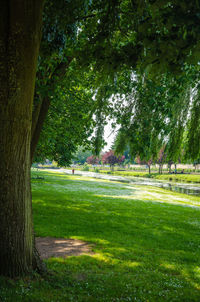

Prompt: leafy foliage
[
  {"left": 72, "top": 147, "right": 93, "bottom": 165},
  {"left": 113, "top": 64, "right": 200, "bottom": 164},
  {"left": 102, "top": 150, "right": 125, "bottom": 167},
  {"left": 34, "top": 65, "right": 96, "bottom": 166},
  {"left": 86, "top": 155, "right": 100, "bottom": 165},
  {"left": 35, "top": 1, "right": 200, "bottom": 165},
  {"left": 186, "top": 86, "right": 200, "bottom": 160}
]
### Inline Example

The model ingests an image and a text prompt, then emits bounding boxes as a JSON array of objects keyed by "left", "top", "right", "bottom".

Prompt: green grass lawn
[{"left": 1, "top": 170, "right": 200, "bottom": 301}]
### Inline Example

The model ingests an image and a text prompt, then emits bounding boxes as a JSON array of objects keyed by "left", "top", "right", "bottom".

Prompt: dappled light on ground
[
  {"left": 31, "top": 171, "right": 200, "bottom": 301},
  {"left": 1, "top": 170, "right": 199, "bottom": 301}
]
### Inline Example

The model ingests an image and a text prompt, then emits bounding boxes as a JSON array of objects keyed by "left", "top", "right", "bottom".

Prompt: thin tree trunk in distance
[
  {"left": 0, "top": 0, "right": 44, "bottom": 277},
  {"left": 31, "top": 96, "right": 51, "bottom": 163}
]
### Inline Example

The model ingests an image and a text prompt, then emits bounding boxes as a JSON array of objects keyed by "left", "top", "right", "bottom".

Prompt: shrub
[{"left": 82, "top": 165, "right": 89, "bottom": 171}]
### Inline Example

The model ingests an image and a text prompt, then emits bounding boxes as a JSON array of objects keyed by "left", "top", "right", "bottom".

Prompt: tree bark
[{"left": 0, "top": 0, "right": 44, "bottom": 277}]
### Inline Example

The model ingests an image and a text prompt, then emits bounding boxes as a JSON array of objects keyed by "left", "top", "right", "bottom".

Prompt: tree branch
[{"left": 31, "top": 57, "right": 73, "bottom": 163}]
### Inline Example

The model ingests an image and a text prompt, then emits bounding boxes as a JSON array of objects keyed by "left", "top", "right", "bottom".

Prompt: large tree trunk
[{"left": 0, "top": 0, "right": 44, "bottom": 277}]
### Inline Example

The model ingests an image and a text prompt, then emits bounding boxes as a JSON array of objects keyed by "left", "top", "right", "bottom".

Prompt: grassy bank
[
  {"left": 1, "top": 170, "right": 200, "bottom": 301},
  {"left": 99, "top": 170, "right": 200, "bottom": 183},
  {"left": 154, "top": 173, "right": 200, "bottom": 183}
]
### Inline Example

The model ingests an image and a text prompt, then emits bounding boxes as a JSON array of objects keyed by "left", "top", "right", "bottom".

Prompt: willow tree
[
  {"left": 0, "top": 0, "right": 99, "bottom": 278},
  {"left": 0, "top": 0, "right": 108, "bottom": 278},
  {"left": 113, "top": 68, "right": 198, "bottom": 165},
  {"left": 0, "top": 0, "right": 94, "bottom": 277}
]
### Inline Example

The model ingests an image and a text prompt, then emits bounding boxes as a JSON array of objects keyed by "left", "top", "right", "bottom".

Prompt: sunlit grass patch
[{"left": 132, "top": 185, "right": 200, "bottom": 208}]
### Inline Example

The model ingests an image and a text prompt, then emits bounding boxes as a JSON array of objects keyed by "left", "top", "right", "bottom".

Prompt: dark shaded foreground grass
[{"left": 0, "top": 170, "right": 200, "bottom": 301}]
